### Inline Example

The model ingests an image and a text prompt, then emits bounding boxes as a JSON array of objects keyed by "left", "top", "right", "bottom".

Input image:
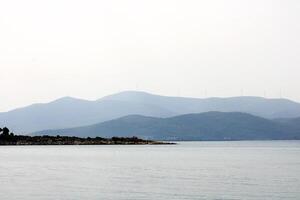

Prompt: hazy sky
[{"left": 1, "top": 0, "right": 300, "bottom": 111}]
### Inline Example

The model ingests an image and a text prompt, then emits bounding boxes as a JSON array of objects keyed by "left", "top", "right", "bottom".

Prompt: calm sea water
[{"left": 0, "top": 141, "right": 300, "bottom": 200}]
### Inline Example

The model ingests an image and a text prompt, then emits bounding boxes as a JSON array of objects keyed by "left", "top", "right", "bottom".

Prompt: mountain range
[
  {"left": 1, "top": 91, "right": 300, "bottom": 135},
  {"left": 34, "top": 112, "right": 300, "bottom": 141}
]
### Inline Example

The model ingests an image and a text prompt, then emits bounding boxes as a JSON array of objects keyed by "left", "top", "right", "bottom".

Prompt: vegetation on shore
[{"left": 0, "top": 127, "right": 172, "bottom": 145}]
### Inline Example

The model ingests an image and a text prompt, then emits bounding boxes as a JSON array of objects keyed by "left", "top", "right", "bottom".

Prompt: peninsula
[{"left": 0, "top": 127, "right": 172, "bottom": 145}]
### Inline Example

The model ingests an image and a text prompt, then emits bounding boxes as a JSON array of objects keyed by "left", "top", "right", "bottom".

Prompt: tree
[
  {"left": 2, "top": 127, "right": 9, "bottom": 136},
  {"left": 0, "top": 128, "right": 2, "bottom": 133}
]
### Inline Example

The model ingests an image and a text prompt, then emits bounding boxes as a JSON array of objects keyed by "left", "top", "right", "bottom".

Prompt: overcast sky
[{"left": 0, "top": 0, "right": 299, "bottom": 111}]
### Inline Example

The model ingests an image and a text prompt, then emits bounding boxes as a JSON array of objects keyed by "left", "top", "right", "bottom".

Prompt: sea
[{"left": 0, "top": 141, "right": 299, "bottom": 200}]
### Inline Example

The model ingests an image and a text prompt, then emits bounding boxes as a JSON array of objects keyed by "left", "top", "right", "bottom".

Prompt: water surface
[{"left": 0, "top": 141, "right": 300, "bottom": 200}]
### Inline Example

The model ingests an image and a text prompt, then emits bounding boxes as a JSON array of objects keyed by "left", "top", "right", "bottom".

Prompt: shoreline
[{"left": 0, "top": 135, "right": 175, "bottom": 146}]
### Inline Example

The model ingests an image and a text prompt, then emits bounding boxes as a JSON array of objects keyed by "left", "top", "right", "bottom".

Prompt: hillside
[
  {"left": 34, "top": 112, "right": 300, "bottom": 141},
  {"left": 275, "top": 117, "right": 300, "bottom": 129},
  {"left": 1, "top": 91, "right": 300, "bottom": 133}
]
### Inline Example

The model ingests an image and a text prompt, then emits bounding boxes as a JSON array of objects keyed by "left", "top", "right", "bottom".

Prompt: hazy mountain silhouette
[
  {"left": 1, "top": 91, "right": 300, "bottom": 133},
  {"left": 34, "top": 112, "right": 300, "bottom": 141},
  {"left": 0, "top": 95, "right": 174, "bottom": 133},
  {"left": 103, "top": 91, "right": 300, "bottom": 119}
]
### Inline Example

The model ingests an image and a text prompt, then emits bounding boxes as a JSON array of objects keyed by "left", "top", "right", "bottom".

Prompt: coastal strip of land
[
  {"left": 0, "top": 135, "right": 173, "bottom": 145},
  {"left": 0, "top": 127, "right": 173, "bottom": 145}
]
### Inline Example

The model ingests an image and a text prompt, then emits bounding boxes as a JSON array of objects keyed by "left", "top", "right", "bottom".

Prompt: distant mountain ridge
[
  {"left": 103, "top": 91, "right": 300, "bottom": 119},
  {"left": 34, "top": 112, "right": 300, "bottom": 141},
  {"left": 1, "top": 91, "right": 300, "bottom": 133}
]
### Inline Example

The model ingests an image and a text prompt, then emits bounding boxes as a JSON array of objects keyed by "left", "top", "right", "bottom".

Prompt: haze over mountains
[{"left": 1, "top": 91, "right": 300, "bottom": 134}]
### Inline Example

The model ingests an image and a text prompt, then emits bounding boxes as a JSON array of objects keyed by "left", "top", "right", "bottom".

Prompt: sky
[{"left": 0, "top": 0, "right": 300, "bottom": 111}]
